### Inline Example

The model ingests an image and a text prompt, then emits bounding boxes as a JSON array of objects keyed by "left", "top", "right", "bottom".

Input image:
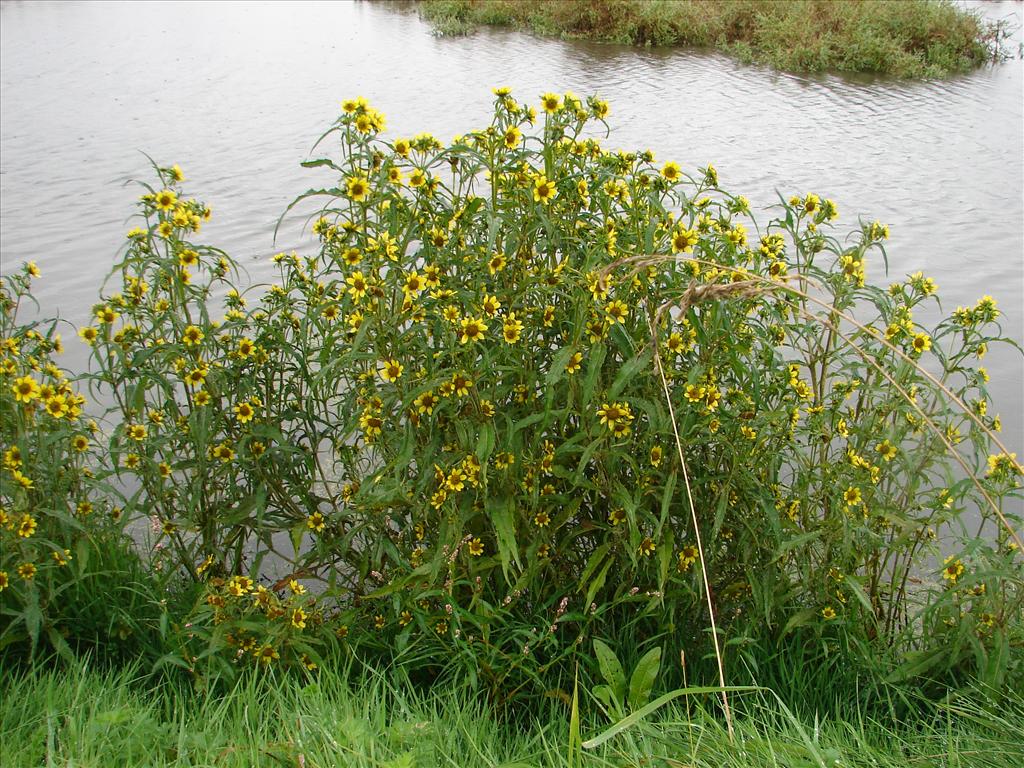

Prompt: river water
[{"left": 2, "top": 0, "right": 1022, "bottom": 456}]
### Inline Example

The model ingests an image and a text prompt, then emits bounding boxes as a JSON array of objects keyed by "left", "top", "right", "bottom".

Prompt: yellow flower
[
  {"left": 414, "top": 391, "right": 438, "bottom": 415},
  {"left": 11, "top": 376, "right": 40, "bottom": 403},
  {"left": 77, "top": 327, "right": 97, "bottom": 345},
  {"left": 291, "top": 607, "right": 308, "bottom": 630},
  {"left": 0, "top": 571, "right": 7, "bottom": 591},
  {"left": 534, "top": 510, "right": 551, "bottom": 527},
  {"left": 985, "top": 452, "right": 1019, "bottom": 481},
  {"left": 638, "top": 537, "right": 656, "bottom": 557},
  {"left": 451, "top": 372, "right": 473, "bottom": 397},
  {"left": 446, "top": 467, "right": 466, "bottom": 493},
  {"left": 596, "top": 402, "right": 634, "bottom": 435},
  {"left": 212, "top": 443, "right": 235, "bottom": 463},
  {"left": 540, "top": 92, "right": 561, "bottom": 113},
  {"left": 910, "top": 333, "right": 932, "bottom": 355},
  {"left": 72, "top": 434, "right": 89, "bottom": 452},
  {"left": 502, "top": 313, "right": 524, "bottom": 344},
  {"left": 459, "top": 317, "right": 487, "bottom": 344},
  {"left": 178, "top": 248, "right": 199, "bottom": 268},
  {"left": 3, "top": 446, "right": 22, "bottom": 468},
  {"left": 843, "top": 487, "right": 862, "bottom": 507},
  {"left": 17, "top": 514, "right": 37, "bottom": 538},
  {"left": 378, "top": 358, "right": 404, "bottom": 383},
  {"left": 255, "top": 644, "right": 280, "bottom": 666},
  {"left": 533, "top": 174, "right": 557, "bottom": 205},
  {"left": 677, "top": 544, "right": 698, "bottom": 571},
  {"left": 661, "top": 162, "right": 681, "bottom": 182},
  {"left": 26, "top": 261, "right": 41, "bottom": 278},
  {"left": 403, "top": 271, "right": 424, "bottom": 297},
  {"left": 649, "top": 445, "right": 663, "bottom": 467},
  {"left": 52, "top": 549, "right": 72, "bottom": 566},
  {"left": 875, "top": 440, "right": 897, "bottom": 461},
  {"left": 236, "top": 337, "right": 256, "bottom": 358},
  {"left": 12, "top": 469, "right": 33, "bottom": 488},
  {"left": 17, "top": 562, "right": 36, "bottom": 581},
  {"left": 182, "top": 325, "right": 204, "bottom": 346},
  {"left": 95, "top": 305, "right": 119, "bottom": 324},
  {"left": 503, "top": 126, "right": 521, "bottom": 149},
  {"left": 359, "top": 410, "right": 383, "bottom": 438},
  {"left": 468, "top": 538, "right": 484, "bottom": 557},
  {"left": 565, "top": 351, "right": 583, "bottom": 375},
  {"left": 486, "top": 252, "right": 507, "bottom": 275},
  {"left": 234, "top": 401, "right": 256, "bottom": 423},
  {"left": 671, "top": 226, "right": 699, "bottom": 254},
  {"left": 346, "top": 271, "right": 369, "bottom": 302},
  {"left": 45, "top": 394, "right": 69, "bottom": 419},
  {"left": 605, "top": 300, "right": 628, "bottom": 324},
  {"left": 683, "top": 384, "right": 705, "bottom": 403},
  {"left": 306, "top": 512, "right": 326, "bottom": 532},
  {"left": 154, "top": 189, "right": 177, "bottom": 211},
  {"left": 126, "top": 423, "right": 147, "bottom": 440},
  {"left": 821, "top": 606, "right": 837, "bottom": 620},
  {"left": 941, "top": 556, "right": 964, "bottom": 584},
  {"left": 346, "top": 174, "right": 370, "bottom": 202}
]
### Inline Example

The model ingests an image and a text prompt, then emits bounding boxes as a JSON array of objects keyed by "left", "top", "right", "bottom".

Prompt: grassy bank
[
  {"left": 3, "top": 661, "right": 1023, "bottom": 767},
  {"left": 419, "top": 0, "right": 1007, "bottom": 78}
]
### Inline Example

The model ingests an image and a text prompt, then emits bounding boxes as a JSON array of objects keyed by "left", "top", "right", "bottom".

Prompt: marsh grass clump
[
  {"left": 1, "top": 90, "right": 1021, "bottom": 707},
  {"left": 419, "top": 0, "right": 1010, "bottom": 78}
]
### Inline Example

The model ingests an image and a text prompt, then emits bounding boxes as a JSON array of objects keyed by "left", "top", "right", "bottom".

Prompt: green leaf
[
  {"left": 657, "top": 528, "right": 674, "bottom": 593},
  {"left": 546, "top": 346, "right": 576, "bottom": 386},
  {"left": 491, "top": 497, "right": 520, "bottom": 579},
  {"left": 476, "top": 423, "right": 495, "bottom": 464},
  {"left": 583, "top": 685, "right": 759, "bottom": 749},
  {"left": 300, "top": 158, "right": 345, "bottom": 172},
  {"left": 585, "top": 559, "right": 613, "bottom": 608},
  {"left": 46, "top": 626, "right": 74, "bottom": 663},
  {"left": 627, "top": 646, "right": 662, "bottom": 711},
  {"left": 592, "top": 639, "right": 626, "bottom": 702},
  {"left": 581, "top": 342, "right": 607, "bottom": 406},
  {"left": 608, "top": 348, "right": 652, "bottom": 400},
  {"left": 842, "top": 577, "right": 877, "bottom": 623},
  {"left": 23, "top": 588, "right": 41, "bottom": 647},
  {"left": 577, "top": 543, "right": 611, "bottom": 590},
  {"left": 773, "top": 529, "right": 823, "bottom": 561},
  {"left": 783, "top": 607, "right": 817, "bottom": 635}
]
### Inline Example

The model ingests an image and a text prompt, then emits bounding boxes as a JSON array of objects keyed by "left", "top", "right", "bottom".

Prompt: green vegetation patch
[
  {"left": 2, "top": 661, "right": 1023, "bottom": 767},
  {"left": 419, "top": 0, "right": 1010, "bottom": 78}
]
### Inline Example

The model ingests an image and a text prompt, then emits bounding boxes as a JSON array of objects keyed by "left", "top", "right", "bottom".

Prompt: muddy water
[{"left": 2, "top": 0, "right": 1021, "bottom": 457}]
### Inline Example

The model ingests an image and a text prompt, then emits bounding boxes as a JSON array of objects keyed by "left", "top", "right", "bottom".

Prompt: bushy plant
[{"left": 10, "top": 89, "right": 1020, "bottom": 701}]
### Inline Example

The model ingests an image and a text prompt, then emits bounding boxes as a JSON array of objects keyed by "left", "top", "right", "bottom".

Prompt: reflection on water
[{"left": 1, "top": 0, "right": 1021, "bottom": 451}]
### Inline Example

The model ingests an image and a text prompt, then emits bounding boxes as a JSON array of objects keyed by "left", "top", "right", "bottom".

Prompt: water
[{"left": 2, "top": 0, "right": 1022, "bottom": 456}]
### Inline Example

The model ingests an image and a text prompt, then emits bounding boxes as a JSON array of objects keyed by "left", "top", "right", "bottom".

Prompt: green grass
[
  {"left": 418, "top": 0, "right": 1010, "bottom": 78},
  {"left": 3, "top": 660, "right": 1022, "bottom": 767}
]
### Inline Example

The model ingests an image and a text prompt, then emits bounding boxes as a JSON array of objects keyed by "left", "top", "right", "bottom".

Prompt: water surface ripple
[{"left": 1, "top": 0, "right": 1021, "bottom": 451}]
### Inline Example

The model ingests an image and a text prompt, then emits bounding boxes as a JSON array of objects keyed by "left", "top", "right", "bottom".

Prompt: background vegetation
[{"left": 419, "top": 0, "right": 1010, "bottom": 78}]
